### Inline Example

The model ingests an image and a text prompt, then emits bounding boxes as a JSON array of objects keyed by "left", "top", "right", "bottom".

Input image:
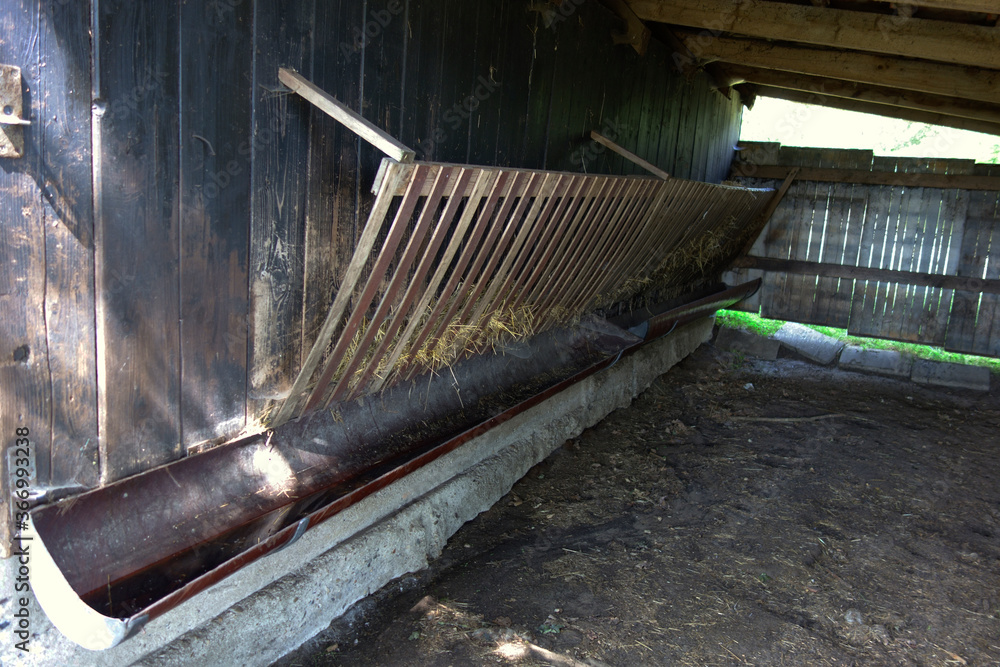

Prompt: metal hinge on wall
[{"left": 0, "top": 64, "right": 31, "bottom": 158}]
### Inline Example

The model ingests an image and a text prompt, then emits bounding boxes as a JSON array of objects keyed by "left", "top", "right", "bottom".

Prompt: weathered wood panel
[
  {"left": 39, "top": 0, "right": 99, "bottom": 487},
  {"left": 178, "top": 0, "right": 253, "bottom": 448},
  {"left": 946, "top": 164, "right": 1000, "bottom": 356},
  {"left": 1, "top": 0, "right": 49, "bottom": 558},
  {"left": 301, "top": 0, "right": 364, "bottom": 360},
  {"left": 248, "top": 0, "right": 314, "bottom": 413},
  {"left": 95, "top": 0, "right": 182, "bottom": 481},
  {"left": 730, "top": 143, "right": 1000, "bottom": 358}
]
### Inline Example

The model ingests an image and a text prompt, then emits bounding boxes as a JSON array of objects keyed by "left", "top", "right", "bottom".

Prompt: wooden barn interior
[{"left": 1, "top": 0, "right": 998, "bottom": 659}]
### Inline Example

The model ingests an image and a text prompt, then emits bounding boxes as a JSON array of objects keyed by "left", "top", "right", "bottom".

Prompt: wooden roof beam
[
  {"left": 754, "top": 85, "right": 1000, "bottom": 136},
  {"left": 625, "top": 0, "right": 1000, "bottom": 69},
  {"left": 675, "top": 32, "right": 1000, "bottom": 106},
  {"left": 723, "top": 65, "right": 1000, "bottom": 126},
  {"left": 867, "top": 0, "right": 998, "bottom": 14}
]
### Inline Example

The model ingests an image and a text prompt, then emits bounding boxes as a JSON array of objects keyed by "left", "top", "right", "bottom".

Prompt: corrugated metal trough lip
[{"left": 25, "top": 281, "right": 759, "bottom": 651}]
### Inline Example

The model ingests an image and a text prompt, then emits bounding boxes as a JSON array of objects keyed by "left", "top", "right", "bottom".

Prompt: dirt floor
[{"left": 277, "top": 337, "right": 1000, "bottom": 667}]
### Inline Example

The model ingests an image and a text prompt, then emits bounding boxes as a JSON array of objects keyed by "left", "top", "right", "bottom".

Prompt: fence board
[
  {"left": 946, "top": 169, "right": 1000, "bottom": 355},
  {"left": 732, "top": 144, "right": 1000, "bottom": 358},
  {"left": 848, "top": 156, "right": 901, "bottom": 338},
  {"left": 809, "top": 149, "right": 872, "bottom": 327}
]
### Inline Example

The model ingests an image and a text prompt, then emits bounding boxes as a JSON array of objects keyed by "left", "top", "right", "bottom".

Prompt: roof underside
[{"left": 619, "top": 0, "right": 1000, "bottom": 135}]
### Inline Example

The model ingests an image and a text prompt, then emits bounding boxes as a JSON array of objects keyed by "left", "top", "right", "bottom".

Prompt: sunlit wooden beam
[
  {"left": 674, "top": 32, "right": 1000, "bottom": 106},
  {"left": 626, "top": 0, "right": 1000, "bottom": 68},
  {"left": 723, "top": 65, "right": 1000, "bottom": 126}
]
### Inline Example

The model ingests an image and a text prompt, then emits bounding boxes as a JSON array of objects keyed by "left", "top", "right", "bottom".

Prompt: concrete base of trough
[{"left": 0, "top": 317, "right": 713, "bottom": 667}]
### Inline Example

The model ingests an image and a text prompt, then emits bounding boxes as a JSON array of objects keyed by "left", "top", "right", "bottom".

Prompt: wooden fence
[{"left": 724, "top": 143, "right": 1000, "bottom": 358}]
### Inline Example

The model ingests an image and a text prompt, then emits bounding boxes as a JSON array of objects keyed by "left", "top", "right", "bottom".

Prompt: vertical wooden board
[
  {"left": 687, "top": 79, "right": 711, "bottom": 182},
  {"left": 580, "top": 3, "right": 630, "bottom": 176},
  {"left": 641, "top": 41, "right": 670, "bottom": 178},
  {"left": 768, "top": 147, "right": 833, "bottom": 324},
  {"left": 467, "top": 0, "right": 504, "bottom": 166},
  {"left": 901, "top": 180, "right": 963, "bottom": 345},
  {"left": 970, "top": 208, "right": 1000, "bottom": 356},
  {"left": 633, "top": 39, "right": 664, "bottom": 178},
  {"left": 361, "top": 0, "right": 408, "bottom": 174},
  {"left": 38, "top": 0, "right": 99, "bottom": 487},
  {"left": 545, "top": 5, "right": 614, "bottom": 173},
  {"left": 946, "top": 189, "right": 1000, "bottom": 355},
  {"left": 726, "top": 95, "right": 743, "bottom": 179},
  {"left": 540, "top": 6, "right": 575, "bottom": 171},
  {"left": 878, "top": 158, "right": 939, "bottom": 342},
  {"left": 520, "top": 9, "right": 558, "bottom": 169},
  {"left": 178, "top": 0, "right": 253, "bottom": 448},
  {"left": 654, "top": 64, "right": 682, "bottom": 178},
  {"left": 966, "top": 164, "right": 1000, "bottom": 357},
  {"left": 301, "top": 0, "right": 363, "bottom": 358},
  {"left": 248, "top": 0, "right": 313, "bottom": 412},
  {"left": 849, "top": 157, "right": 899, "bottom": 338},
  {"left": 1, "top": 0, "right": 50, "bottom": 553},
  {"left": 400, "top": 0, "right": 437, "bottom": 157},
  {"left": 95, "top": 0, "right": 182, "bottom": 481},
  {"left": 587, "top": 35, "right": 631, "bottom": 176},
  {"left": 491, "top": 0, "right": 534, "bottom": 167},
  {"left": 922, "top": 187, "right": 970, "bottom": 344},
  {"left": 759, "top": 181, "right": 810, "bottom": 320},
  {"left": 424, "top": 0, "right": 479, "bottom": 165},
  {"left": 811, "top": 149, "right": 873, "bottom": 328},
  {"left": 753, "top": 178, "right": 798, "bottom": 308},
  {"left": 706, "top": 93, "right": 735, "bottom": 184},
  {"left": 672, "top": 76, "right": 704, "bottom": 180},
  {"left": 695, "top": 86, "right": 732, "bottom": 183}
]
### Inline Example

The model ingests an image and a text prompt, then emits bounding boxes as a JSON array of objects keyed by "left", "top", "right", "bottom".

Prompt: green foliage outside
[{"left": 716, "top": 309, "right": 1000, "bottom": 375}]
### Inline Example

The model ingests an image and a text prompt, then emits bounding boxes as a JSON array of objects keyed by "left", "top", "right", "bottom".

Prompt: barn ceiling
[{"left": 619, "top": 0, "right": 1000, "bottom": 135}]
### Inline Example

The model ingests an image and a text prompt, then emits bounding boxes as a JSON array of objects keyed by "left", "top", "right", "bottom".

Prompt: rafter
[
  {"left": 754, "top": 85, "right": 1000, "bottom": 136},
  {"left": 723, "top": 65, "right": 1000, "bottom": 126},
  {"left": 625, "top": 0, "right": 1000, "bottom": 69},
  {"left": 868, "top": 0, "right": 999, "bottom": 13},
  {"left": 674, "top": 32, "right": 1000, "bottom": 106}
]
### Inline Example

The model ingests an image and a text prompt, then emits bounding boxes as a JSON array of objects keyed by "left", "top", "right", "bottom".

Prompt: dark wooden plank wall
[
  {"left": 1, "top": 0, "right": 742, "bottom": 541},
  {"left": 1, "top": 0, "right": 49, "bottom": 556},
  {"left": 725, "top": 143, "right": 1000, "bottom": 357},
  {"left": 94, "top": 0, "right": 183, "bottom": 481},
  {"left": 40, "top": 0, "right": 100, "bottom": 491}
]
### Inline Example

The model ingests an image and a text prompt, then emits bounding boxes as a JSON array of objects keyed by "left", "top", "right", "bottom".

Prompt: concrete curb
[
  {"left": 838, "top": 345, "right": 913, "bottom": 379},
  {"left": 715, "top": 325, "right": 992, "bottom": 393},
  {"left": 773, "top": 322, "right": 845, "bottom": 365},
  {"left": 0, "top": 319, "right": 714, "bottom": 667},
  {"left": 911, "top": 358, "right": 992, "bottom": 392}
]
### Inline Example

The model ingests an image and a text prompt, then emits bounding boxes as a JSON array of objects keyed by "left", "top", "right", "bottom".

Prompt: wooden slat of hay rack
[{"left": 270, "top": 159, "right": 772, "bottom": 425}]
